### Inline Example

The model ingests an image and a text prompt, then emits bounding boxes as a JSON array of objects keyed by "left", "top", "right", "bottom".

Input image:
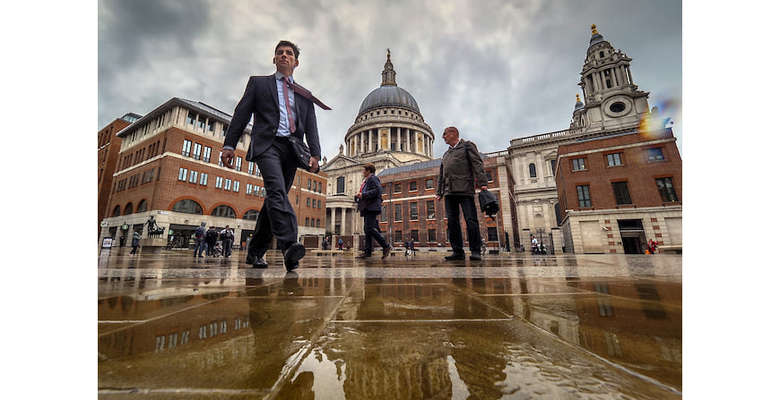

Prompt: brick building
[
  {"left": 98, "top": 113, "right": 141, "bottom": 235},
  {"left": 375, "top": 150, "right": 519, "bottom": 251},
  {"left": 555, "top": 127, "right": 682, "bottom": 254},
  {"left": 98, "top": 97, "right": 327, "bottom": 249}
]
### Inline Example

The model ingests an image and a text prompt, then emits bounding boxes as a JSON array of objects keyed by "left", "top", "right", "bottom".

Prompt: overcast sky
[{"left": 98, "top": 0, "right": 682, "bottom": 158}]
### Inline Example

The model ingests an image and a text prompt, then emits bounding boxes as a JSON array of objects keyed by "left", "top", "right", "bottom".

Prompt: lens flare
[{"left": 639, "top": 98, "right": 679, "bottom": 138}]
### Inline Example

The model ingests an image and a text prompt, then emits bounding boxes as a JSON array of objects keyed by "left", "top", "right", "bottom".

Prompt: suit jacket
[
  {"left": 356, "top": 174, "right": 383, "bottom": 216},
  {"left": 436, "top": 139, "right": 488, "bottom": 197},
  {"left": 223, "top": 74, "right": 321, "bottom": 162}
]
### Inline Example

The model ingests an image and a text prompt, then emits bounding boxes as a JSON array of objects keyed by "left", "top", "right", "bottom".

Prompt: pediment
[{"left": 323, "top": 154, "right": 360, "bottom": 171}]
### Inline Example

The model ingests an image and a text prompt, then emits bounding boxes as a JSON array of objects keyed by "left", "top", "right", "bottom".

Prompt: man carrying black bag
[{"left": 355, "top": 163, "right": 392, "bottom": 259}]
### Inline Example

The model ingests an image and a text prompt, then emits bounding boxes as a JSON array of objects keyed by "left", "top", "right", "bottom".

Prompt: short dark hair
[
  {"left": 364, "top": 163, "right": 376, "bottom": 174},
  {"left": 275, "top": 40, "right": 300, "bottom": 59},
  {"left": 444, "top": 126, "right": 460, "bottom": 136}
]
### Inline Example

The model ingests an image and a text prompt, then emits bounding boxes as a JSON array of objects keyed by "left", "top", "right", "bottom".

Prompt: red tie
[
  {"left": 282, "top": 76, "right": 296, "bottom": 134},
  {"left": 359, "top": 177, "right": 368, "bottom": 193}
]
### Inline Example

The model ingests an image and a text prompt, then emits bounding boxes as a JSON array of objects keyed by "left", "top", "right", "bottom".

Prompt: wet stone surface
[{"left": 98, "top": 249, "right": 682, "bottom": 399}]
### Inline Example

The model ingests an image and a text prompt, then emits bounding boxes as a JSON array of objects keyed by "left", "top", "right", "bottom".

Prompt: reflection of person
[
  {"left": 130, "top": 231, "right": 141, "bottom": 255},
  {"left": 355, "top": 164, "right": 391, "bottom": 259},
  {"left": 221, "top": 40, "right": 328, "bottom": 271},
  {"left": 435, "top": 127, "right": 489, "bottom": 261}
]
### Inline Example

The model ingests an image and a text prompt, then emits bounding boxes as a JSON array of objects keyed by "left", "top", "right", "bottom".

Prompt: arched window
[
  {"left": 336, "top": 176, "right": 345, "bottom": 194},
  {"left": 111, "top": 205, "right": 121, "bottom": 217},
  {"left": 123, "top": 202, "right": 134, "bottom": 215},
  {"left": 172, "top": 199, "right": 203, "bottom": 215},
  {"left": 243, "top": 209, "right": 260, "bottom": 221},
  {"left": 136, "top": 199, "right": 148, "bottom": 213},
  {"left": 529, "top": 163, "right": 537, "bottom": 178},
  {"left": 211, "top": 205, "right": 236, "bottom": 218}
]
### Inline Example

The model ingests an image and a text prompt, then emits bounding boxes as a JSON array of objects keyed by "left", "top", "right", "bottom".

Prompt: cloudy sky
[{"left": 98, "top": 0, "right": 682, "bottom": 158}]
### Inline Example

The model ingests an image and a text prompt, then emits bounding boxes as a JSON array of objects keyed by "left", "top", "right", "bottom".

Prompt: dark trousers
[
  {"left": 194, "top": 238, "right": 206, "bottom": 256},
  {"left": 249, "top": 138, "right": 299, "bottom": 255},
  {"left": 362, "top": 211, "right": 389, "bottom": 255},
  {"left": 222, "top": 239, "right": 232, "bottom": 256},
  {"left": 445, "top": 194, "right": 482, "bottom": 254}
]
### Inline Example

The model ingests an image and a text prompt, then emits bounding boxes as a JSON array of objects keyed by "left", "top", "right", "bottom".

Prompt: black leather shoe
[
  {"left": 252, "top": 257, "right": 268, "bottom": 268},
  {"left": 469, "top": 253, "right": 482, "bottom": 261},
  {"left": 284, "top": 242, "right": 306, "bottom": 271},
  {"left": 382, "top": 246, "right": 391, "bottom": 260},
  {"left": 444, "top": 253, "right": 466, "bottom": 261}
]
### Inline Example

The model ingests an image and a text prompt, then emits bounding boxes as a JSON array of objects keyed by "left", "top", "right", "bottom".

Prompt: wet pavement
[{"left": 98, "top": 249, "right": 682, "bottom": 399}]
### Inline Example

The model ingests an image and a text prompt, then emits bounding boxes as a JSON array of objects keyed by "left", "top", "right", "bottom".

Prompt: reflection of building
[
  {"left": 322, "top": 50, "right": 435, "bottom": 237},
  {"left": 556, "top": 127, "right": 682, "bottom": 254},
  {"left": 97, "top": 113, "right": 141, "bottom": 236},
  {"left": 98, "top": 97, "right": 327, "bottom": 248}
]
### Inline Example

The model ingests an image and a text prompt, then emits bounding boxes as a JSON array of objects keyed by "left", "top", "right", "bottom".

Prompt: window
[
  {"left": 136, "top": 200, "right": 147, "bottom": 213},
  {"left": 224, "top": 178, "right": 232, "bottom": 190},
  {"left": 218, "top": 151, "right": 223, "bottom": 167},
  {"left": 656, "top": 177, "right": 679, "bottom": 202},
  {"left": 246, "top": 183, "right": 252, "bottom": 194},
  {"left": 318, "top": 182, "right": 322, "bottom": 193},
  {"left": 192, "top": 143, "right": 202, "bottom": 160},
  {"left": 612, "top": 181, "right": 632, "bottom": 205},
  {"left": 576, "top": 185, "right": 592, "bottom": 207},
  {"left": 395, "top": 204, "right": 402, "bottom": 221},
  {"left": 172, "top": 199, "right": 202, "bottom": 214},
  {"left": 189, "top": 170, "right": 198, "bottom": 183},
  {"left": 336, "top": 177, "right": 345, "bottom": 194},
  {"left": 207, "top": 120, "right": 215, "bottom": 132},
  {"left": 529, "top": 163, "right": 537, "bottom": 178},
  {"left": 487, "top": 227, "right": 498, "bottom": 241},
  {"left": 428, "top": 229, "right": 436, "bottom": 242},
  {"left": 647, "top": 148, "right": 665, "bottom": 162},
  {"left": 394, "top": 183, "right": 401, "bottom": 193},
  {"left": 409, "top": 181, "right": 417, "bottom": 191},
  {"left": 248, "top": 162, "right": 253, "bottom": 175},
  {"left": 486, "top": 170, "right": 493, "bottom": 182},
  {"left": 409, "top": 202, "right": 418, "bottom": 220},
  {"left": 410, "top": 230, "right": 419, "bottom": 242},
  {"left": 572, "top": 158, "right": 586, "bottom": 171},
  {"left": 243, "top": 209, "right": 260, "bottom": 220},
  {"left": 425, "top": 178, "right": 434, "bottom": 189},
  {"left": 316, "top": 219, "right": 320, "bottom": 227},
  {"left": 186, "top": 111, "right": 196, "bottom": 125},
  {"left": 112, "top": 205, "right": 121, "bottom": 217},
  {"left": 308, "top": 179, "right": 312, "bottom": 190},
  {"left": 550, "top": 159, "right": 557, "bottom": 176},
  {"left": 305, "top": 217, "right": 309, "bottom": 226},
  {"left": 203, "top": 147, "right": 212, "bottom": 163},
  {"left": 606, "top": 153, "right": 623, "bottom": 167},
  {"left": 317, "top": 199, "right": 321, "bottom": 208},
  {"left": 216, "top": 176, "right": 223, "bottom": 188},
  {"left": 235, "top": 157, "right": 242, "bottom": 172},
  {"left": 222, "top": 123, "right": 229, "bottom": 137},
  {"left": 306, "top": 198, "right": 311, "bottom": 207},
  {"left": 211, "top": 205, "right": 236, "bottom": 218},
  {"left": 394, "top": 230, "right": 403, "bottom": 242},
  {"left": 233, "top": 180, "right": 239, "bottom": 192},
  {"left": 178, "top": 167, "right": 188, "bottom": 181},
  {"left": 199, "top": 173, "right": 208, "bottom": 186},
  {"left": 426, "top": 200, "right": 435, "bottom": 219},
  {"left": 182, "top": 140, "right": 192, "bottom": 157},
  {"left": 197, "top": 115, "right": 206, "bottom": 130}
]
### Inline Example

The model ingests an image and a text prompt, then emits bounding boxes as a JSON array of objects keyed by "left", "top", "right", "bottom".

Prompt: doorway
[{"left": 618, "top": 219, "right": 647, "bottom": 254}]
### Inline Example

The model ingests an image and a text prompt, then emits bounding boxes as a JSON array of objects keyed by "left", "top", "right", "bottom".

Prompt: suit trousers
[
  {"left": 444, "top": 194, "right": 482, "bottom": 254},
  {"left": 362, "top": 211, "right": 388, "bottom": 255},
  {"left": 249, "top": 137, "right": 299, "bottom": 254}
]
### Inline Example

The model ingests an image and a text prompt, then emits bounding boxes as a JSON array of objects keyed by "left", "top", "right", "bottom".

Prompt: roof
[
  {"left": 377, "top": 158, "right": 440, "bottom": 177},
  {"left": 116, "top": 97, "right": 252, "bottom": 138},
  {"left": 358, "top": 85, "right": 421, "bottom": 115}
]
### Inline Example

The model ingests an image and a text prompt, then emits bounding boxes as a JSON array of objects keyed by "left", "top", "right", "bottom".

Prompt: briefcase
[{"left": 286, "top": 136, "right": 315, "bottom": 172}]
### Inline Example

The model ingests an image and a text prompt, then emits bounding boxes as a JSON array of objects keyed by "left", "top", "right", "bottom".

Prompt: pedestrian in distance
[
  {"left": 338, "top": 238, "right": 344, "bottom": 251},
  {"left": 205, "top": 226, "right": 218, "bottom": 256},
  {"left": 221, "top": 40, "right": 329, "bottom": 271},
  {"left": 220, "top": 225, "right": 234, "bottom": 257},
  {"left": 194, "top": 222, "right": 207, "bottom": 258},
  {"left": 130, "top": 231, "right": 141, "bottom": 255},
  {"left": 435, "top": 126, "right": 489, "bottom": 261},
  {"left": 355, "top": 163, "right": 392, "bottom": 259}
]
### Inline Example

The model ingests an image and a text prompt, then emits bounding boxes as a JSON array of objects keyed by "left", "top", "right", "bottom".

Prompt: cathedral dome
[{"left": 358, "top": 85, "right": 420, "bottom": 115}]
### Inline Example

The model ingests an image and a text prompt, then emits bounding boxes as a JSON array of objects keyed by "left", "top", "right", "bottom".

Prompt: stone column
[
  {"left": 551, "top": 227, "right": 564, "bottom": 254},
  {"left": 397, "top": 129, "right": 402, "bottom": 151},
  {"left": 368, "top": 130, "right": 373, "bottom": 152},
  {"left": 406, "top": 129, "right": 411, "bottom": 152},
  {"left": 627, "top": 67, "right": 634, "bottom": 85},
  {"left": 600, "top": 71, "right": 607, "bottom": 90},
  {"left": 340, "top": 207, "right": 346, "bottom": 236},
  {"left": 330, "top": 207, "right": 336, "bottom": 234}
]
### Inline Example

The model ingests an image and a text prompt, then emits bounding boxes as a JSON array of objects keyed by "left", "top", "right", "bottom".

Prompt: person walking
[
  {"left": 205, "top": 226, "right": 218, "bottom": 256},
  {"left": 130, "top": 231, "right": 141, "bottom": 255},
  {"left": 435, "top": 126, "right": 489, "bottom": 261},
  {"left": 193, "top": 222, "right": 207, "bottom": 258},
  {"left": 220, "top": 225, "right": 234, "bottom": 257},
  {"left": 338, "top": 238, "right": 344, "bottom": 251},
  {"left": 221, "top": 40, "right": 329, "bottom": 271},
  {"left": 355, "top": 163, "right": 392, "bottom": 259}
]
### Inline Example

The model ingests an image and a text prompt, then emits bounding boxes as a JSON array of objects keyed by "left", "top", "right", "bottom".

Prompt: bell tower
[
  {"left": 381, "top": 48, "right": 397, "bottom": 86},
  {"left": 577, "top": 24, "right": 650, "bottom": 132}
]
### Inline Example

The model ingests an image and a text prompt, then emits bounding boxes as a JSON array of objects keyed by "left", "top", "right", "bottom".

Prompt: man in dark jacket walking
[
  {"left": 435, "top": 126, "right": 489, "bottom": 261},
  {"left": 355, "top": 163, "right": 391, "bottom": 259}
]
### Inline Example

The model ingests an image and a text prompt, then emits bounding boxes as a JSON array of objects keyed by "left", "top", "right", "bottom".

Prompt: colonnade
[{"left": 347, "top": 128, "right": 432, "bottom": 157}]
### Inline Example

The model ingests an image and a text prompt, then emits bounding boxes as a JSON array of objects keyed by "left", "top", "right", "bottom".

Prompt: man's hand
[
  {"left": 480, "top": 185, "right": 488, "bottom": 192},
  {"left": 355, "top": 192, "right": 362, "bottom": 199},
  {"left": 221, "top": 148, "right": 235, "bottom": 169},
  {"left": 308, "top": 156, "right": 319, "bottom": 173}
]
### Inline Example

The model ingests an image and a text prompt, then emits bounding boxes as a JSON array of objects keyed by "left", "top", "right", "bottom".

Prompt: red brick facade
[{"left": 97, "top": 114, "right": 137, "bottom": 235}]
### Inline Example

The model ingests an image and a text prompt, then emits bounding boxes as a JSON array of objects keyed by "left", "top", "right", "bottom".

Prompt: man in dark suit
[
  {"left": 355, "top": 163, "right": 392, "bottom": 259},
  {"left": 221, "top": 40, "right": 328, "bottom": 271}
]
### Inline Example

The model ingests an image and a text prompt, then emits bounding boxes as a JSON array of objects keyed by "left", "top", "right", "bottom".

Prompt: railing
[{"left": 511, "top": 128, "right": 583, "bottom": 146}]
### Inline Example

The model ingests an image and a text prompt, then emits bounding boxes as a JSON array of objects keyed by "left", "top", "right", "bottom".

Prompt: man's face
[
  {"left": 363, "top": 169, "right": 370, "bottom": 178},
  {"left": 273, "top": 46, "right": 298, "bottom": 75},
  {"left": 442, "top": 129, "right": 459, "bottom": 146}
]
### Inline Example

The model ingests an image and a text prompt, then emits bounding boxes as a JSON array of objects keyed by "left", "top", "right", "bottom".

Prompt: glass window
[
  {"left": 425, "top": 178, "right": 434, "bottom": 189},
  {"left": 199, "top": 173, "right": 208, "bottom": 186},
  {"left": 207, "top": 120, "right": 215, "bottom": 132},
  {"left": 381, "top": 205, "right": 387, "bottom": 222},
  {"left": 186, "top": 111, "right": 196, "bottom": 125},
  {"left": 233, "top": 180, "right": 239, "bottom": 192},
  {"left": 647, "top": 148, "right": 665, "bottom": 162},
  {"left": 203, "top": 147, "right": 212, "bottom": 163},
  {"left": 488, "top": 227, "right": 498, "bottom": 241},
  {"left": 224, "top": 178, "right": 232, "bottom": 190},
  {"left": 394, "top": 183, "right": 401, "bottom": 193},
  {"left": 234, "top": 157, "right": 242, "bottom": 172},
  {"left": 572, "top": 158, "right": 586, "bottom": 171},
  {"left": 306, "top": 198, "right": 311, "bottom": 207},
  {"left": 426, "top": 200, "right": 435, "bottom": 219},
  {"left": 308, "top": 179, "right": 312, "bottom": 190},
  {"left": 486, "top": 170, "right": 493, "bottom": 182},
  {"left": 395, "top": 204, "right": 402, "bottom": 221},
  {"left": 189, "top": 170, "right": 197, "bottom": 183},
  {"left": 550, "top": 159, "right": 557, "bottom": 176},
  {"left": 182, "top": 140, "right": 192, "bottom": 157},
  {"left": 218, "top": 151, "right": 224, "bottom": 167},
  {"left": 305, "top": 217, "right": 310, "bottom": 226},
  {"left": 336, "top": 177, "right": 345, "bottom": 194},
  {"left": 394, "top": 230, "right": 403, "bottom": 242},
  {"left": 243, "top": 209, "right": 260, "bottom": 220},
  {"left": 172, "top": 199, "right": 203, "bottom": 214},
  {"left": 178, "top": 167, "right": 187, "bottom": 181},
  {"left": 136, "top": 199, "right": 147, "bottom": 213},
  {"left": 197, "top": 115, "right": 206, "bottom": 130},
  {"left": 246, "top": 183, "right": 252, "bottom": 194},
  {"left": 612, "top": 181, "right": 632, "bottom": 205},
  {"left": 409, "top": 202, "right": 418, "bottom": 220},
  {"left": 529, "top": 163, "right": 537, "bottom": 178},
  {"left": 210, "top": 205, "right": 236, "bottom": 218},
  {"left": 316, "top": 219, "right": 320, "bottom": 227},
  {"left": 192, "top": 143, "right": 202, "bottom": 160},
  {"left": 248, "top": 162, "right": 254, "bottom": 175},
  {"left": 607, "top": 153, "right": 623, "bottom": 167},
  {"left": 410, "top": 230, "right": 419, "bottom": 242},
  {"left": 576, "top": 185, "right": 592, "bottom": 207},
  {"left": 428, "top": 229, "right": 436, "bottom": 242},
  {"left": 216, "top": 176, "right": 223, "bottom": 188},
  {"left": 317, "top": 199, "right": 321, "bottom": 208},
  {"left": 409, "top": 181, "right": 417, "bottom": 191},
  {"left": 656, "top": 177, "right": 679, "bottom": 202},
  {"left": 318, "top": 182, "right": 322, "bottom": 193}
]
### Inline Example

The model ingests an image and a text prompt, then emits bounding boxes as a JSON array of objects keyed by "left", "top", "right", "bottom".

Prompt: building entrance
[
  {"left": 618, "top": 219, "right": 647, "bottom": 254},
  {"left": 168, "top": 223, "right": 198, "bottom": 249}
]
